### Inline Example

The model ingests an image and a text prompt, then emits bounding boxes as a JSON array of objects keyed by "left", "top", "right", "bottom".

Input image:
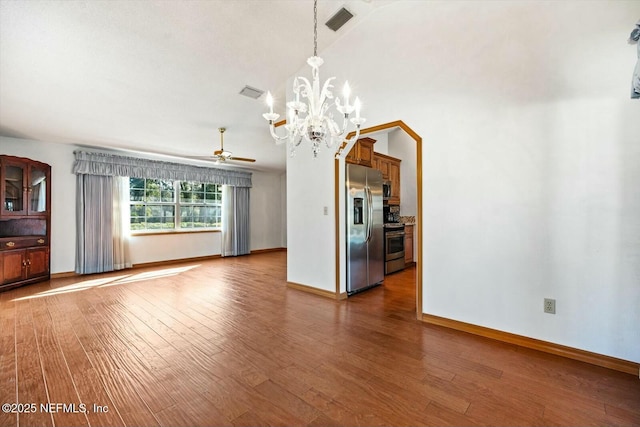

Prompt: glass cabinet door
[
  {"left": 3, "top": 162, "right": 26, "bottom": 215},
  {"left": 29, "top": 166, "right": 48, "bottom": 214}
]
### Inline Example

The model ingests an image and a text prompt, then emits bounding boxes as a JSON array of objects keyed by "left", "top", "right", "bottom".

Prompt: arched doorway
[{"left": 334, "top": 120, "right": 423, "bottom": 319}]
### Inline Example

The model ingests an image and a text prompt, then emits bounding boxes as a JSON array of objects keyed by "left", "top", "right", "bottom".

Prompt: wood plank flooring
[{"left": 1, "top": 251, "right": 638, "bottom": 426}]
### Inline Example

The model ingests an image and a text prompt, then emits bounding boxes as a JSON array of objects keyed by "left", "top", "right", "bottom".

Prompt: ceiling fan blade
[{"left": 207, "top": 128, "right": 255, "bottom": 163}]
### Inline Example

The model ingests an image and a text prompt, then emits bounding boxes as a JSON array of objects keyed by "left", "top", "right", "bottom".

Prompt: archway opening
[{"left": 335, "top": 120, "right": 423, "bottom": 319}]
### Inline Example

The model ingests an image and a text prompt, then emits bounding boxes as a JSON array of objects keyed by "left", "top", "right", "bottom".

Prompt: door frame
[{"left": 334, "top": 120, "right": 423, "bottom": 319}]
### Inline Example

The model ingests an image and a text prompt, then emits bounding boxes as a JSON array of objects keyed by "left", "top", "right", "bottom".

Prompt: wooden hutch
[{"left": 0, "top": 155, "right": 51, "bottom": 291}]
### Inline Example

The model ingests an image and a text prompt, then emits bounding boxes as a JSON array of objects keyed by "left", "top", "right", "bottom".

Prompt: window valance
[{"left": 72, "top": 150, "right": 252, "bottom": 188}]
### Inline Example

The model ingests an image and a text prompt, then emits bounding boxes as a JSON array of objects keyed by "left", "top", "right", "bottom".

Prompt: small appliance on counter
[{"left": 384, "top": 205, "right": 400, "bottom": 224}]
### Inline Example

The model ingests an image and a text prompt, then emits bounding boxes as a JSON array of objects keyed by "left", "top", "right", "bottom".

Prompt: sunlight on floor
[{"left": 12, "top": 265, "right": 200, "bottom": 301}]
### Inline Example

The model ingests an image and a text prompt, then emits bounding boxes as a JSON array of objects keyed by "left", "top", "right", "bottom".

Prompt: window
[
  {"left": 179, "top": 181, "right": 222, "bottom": 229},
  {"left": 129, "top": 178, "right": 222, "bottom": 232}
]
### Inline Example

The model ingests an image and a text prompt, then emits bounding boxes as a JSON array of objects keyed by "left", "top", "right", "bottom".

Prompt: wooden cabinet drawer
[{"left": 0, "top": 236, "right": 47, "bottom": 251}]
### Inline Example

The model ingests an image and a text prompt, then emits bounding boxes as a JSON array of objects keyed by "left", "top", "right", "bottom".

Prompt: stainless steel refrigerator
[{"left": 346, "top": 163, "right": 384, "bottom": 294}]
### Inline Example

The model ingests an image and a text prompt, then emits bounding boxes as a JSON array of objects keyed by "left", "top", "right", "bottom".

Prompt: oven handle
[{"left": 385, "top": 230, "right": 405, "bottom": 237}]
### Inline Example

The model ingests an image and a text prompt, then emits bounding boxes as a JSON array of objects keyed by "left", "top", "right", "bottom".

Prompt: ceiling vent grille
[
  {"left": 239, "top": 85, "right": 265, "bottom": 99},
  {"left": 325, "top": 7, "right": 354, "bottom": 32}
]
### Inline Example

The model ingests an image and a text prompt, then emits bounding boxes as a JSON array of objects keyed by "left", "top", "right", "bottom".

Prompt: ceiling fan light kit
[
  {"left": 262, "top": 0, "right": 366, "bottom": 159},
  {"left": 208, "top": 128, "right": 256, "bottom": 164}
]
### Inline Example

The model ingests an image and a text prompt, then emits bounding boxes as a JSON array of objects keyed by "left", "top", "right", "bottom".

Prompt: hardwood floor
[{"left": 1, "top": 251, "right": 638, "bottom": 426}]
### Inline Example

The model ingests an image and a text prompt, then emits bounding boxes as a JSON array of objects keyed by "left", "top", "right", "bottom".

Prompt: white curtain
[
  {"left": 221, "top": 185, "right": 250, "bottom": 257},
  {"left": 112, "top": 177, "right": 132, "bottom": 270},
  {"left": 75, "top": 174, "right": 131, "bottom": 273},
  {"left": 76, "top": 174, "right": 114, "bottom": 273}
]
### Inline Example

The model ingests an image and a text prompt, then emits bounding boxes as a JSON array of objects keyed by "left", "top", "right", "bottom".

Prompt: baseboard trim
[
  {"left": 50, "top": 271, "right": 80, "bottom": 279},
  {"left": 250, "top": 247, "right": 287, "bottom": 254},
  {"left": 422, "top": 313, "right": 639, "bottom": 376},
  {"left": 287, "top": 281, "right": 340, "bottom": 300}
]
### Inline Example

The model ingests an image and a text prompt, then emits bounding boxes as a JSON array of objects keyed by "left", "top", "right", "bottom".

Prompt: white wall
[
  {"left": 388, "top": 129, "right": 417, "bottom": 217},
  {"left": 250, "top": 170, "right": 287, "bottom": 251},
  {"left": 129, "top": 232, "right": 221, "bottom": 265},
  {"left": 286, "top": 140, "right": 337, "bottom": 291},
  {"left": 370, "top": 132, "right": 389, "bottom": 154},
  {"left": 286, "top": 0, "right": 640, "bottom": 362},
  {"left": 1, "top": 136, "right": 286, "bottom": 272}
]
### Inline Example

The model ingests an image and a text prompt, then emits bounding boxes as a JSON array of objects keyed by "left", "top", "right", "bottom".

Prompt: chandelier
[{"left": 262, "top": 0, "right": 366, "bottom": 158}]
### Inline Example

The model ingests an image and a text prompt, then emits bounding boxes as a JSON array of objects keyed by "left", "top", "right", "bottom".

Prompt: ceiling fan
[{"left": 201, "top": 127, "right": 256, "bottom": 163}]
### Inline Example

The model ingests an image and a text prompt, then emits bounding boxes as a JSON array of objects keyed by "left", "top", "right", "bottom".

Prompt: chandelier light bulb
[
  {"left": 343, "top": 82, "right": 351, "bottom": 106},
  {"left": 266, "top": 92, "right": 274, "bottom": 112},
  {"left": 262, "top": 91, "right": 280, "bottom": 123}
]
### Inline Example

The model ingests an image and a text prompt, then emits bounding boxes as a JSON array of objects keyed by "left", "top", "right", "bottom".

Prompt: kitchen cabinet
[
  {"left": 347, "top": 138, "right": 401, "bottom": 205},
  {"left": 388, "top": 159, "right": 401, "bottom": 205},
  {"left": 0, "top": 155, "right": 51, "bottom": 291},
  {"left": 373, "top": 152, "right": 401, "bottom": 205},
  {"left": 404, "top": 224, "right": 414, "bottom": 265},
  {"left": 345, "top": 137, "right": 375, "bottom": 168},
  {"left": 373, "top": 155, "right": 389, "bottom": 179}
]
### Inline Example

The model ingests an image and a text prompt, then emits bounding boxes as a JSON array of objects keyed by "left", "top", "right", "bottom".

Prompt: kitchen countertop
[
  {"left": 384, "top": 223, "right": 405, "bottom": 229},
  {"left": 400, "top": 215, "right": 416, "bottom": 225}
]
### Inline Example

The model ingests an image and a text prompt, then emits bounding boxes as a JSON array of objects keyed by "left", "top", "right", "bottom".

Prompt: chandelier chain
[{"left": 313, "top": 0, "right": 318, "bottom": 57}]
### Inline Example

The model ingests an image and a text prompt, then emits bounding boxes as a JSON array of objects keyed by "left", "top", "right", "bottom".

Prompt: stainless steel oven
[{"left": 384, "top": 224, "right": 405, "bottom": 274}]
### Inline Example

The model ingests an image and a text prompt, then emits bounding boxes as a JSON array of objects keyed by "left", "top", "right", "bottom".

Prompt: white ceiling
[
  {"left": 2, "top": 0, "right": 638, "bottom": 174},
  {"left": 0, "top": 0, "right": 395, "bottom": 172}
]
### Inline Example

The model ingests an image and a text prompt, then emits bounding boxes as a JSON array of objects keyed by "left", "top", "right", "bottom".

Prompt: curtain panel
[
  {"left": 221, "top": 185, "right": 250, "bottom": 257},
  {"left": 76, "top": 175, "right": 133, "bottom": 274},
  {"left": 76, "top": 174, "right": 114, "bottom": 274},
  {"left": 73, "top": 150, "right": 252, "bottom": 187},
  {"left": 112, "top": 177, "right": 132, "bottom": 271}
]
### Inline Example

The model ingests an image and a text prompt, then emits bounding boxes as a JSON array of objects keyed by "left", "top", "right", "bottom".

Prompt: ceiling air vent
[
  {"left": 239, "top": 85, "right": 265, "bottom": 99},
  {"left": 325, "top": 7, "right": 354, "bottom": 32}
]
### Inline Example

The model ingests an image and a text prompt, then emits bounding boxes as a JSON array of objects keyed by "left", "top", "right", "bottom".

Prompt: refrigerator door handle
[{"left": 365, "top": 186, "right": 373, "bottom": 243}]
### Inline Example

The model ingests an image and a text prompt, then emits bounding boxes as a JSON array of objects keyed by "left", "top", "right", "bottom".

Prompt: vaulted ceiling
[{"left": 2, "top": 1, "right": 638, "bottom": 174}]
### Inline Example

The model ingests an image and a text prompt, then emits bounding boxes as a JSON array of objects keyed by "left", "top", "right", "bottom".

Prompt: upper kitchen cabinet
[
  {"left": 388, "top": 159, "right": 401, "bottom": 205},
  {"left": 373, "top": 152, "right": 401, "bottom": 205},
  {"left": 345, "top": 137, "right": 375, "bottom": 168},
  {"left": 1, "top": 155, "right": 50, "bottom": 217}
]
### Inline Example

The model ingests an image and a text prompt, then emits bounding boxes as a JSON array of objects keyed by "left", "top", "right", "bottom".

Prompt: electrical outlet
[
  {"left": 323, "top": 206, "right": 329, "bottom": 215},
  {"left": 544, "top": 298, "right": 556, "bottom": 314}
]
